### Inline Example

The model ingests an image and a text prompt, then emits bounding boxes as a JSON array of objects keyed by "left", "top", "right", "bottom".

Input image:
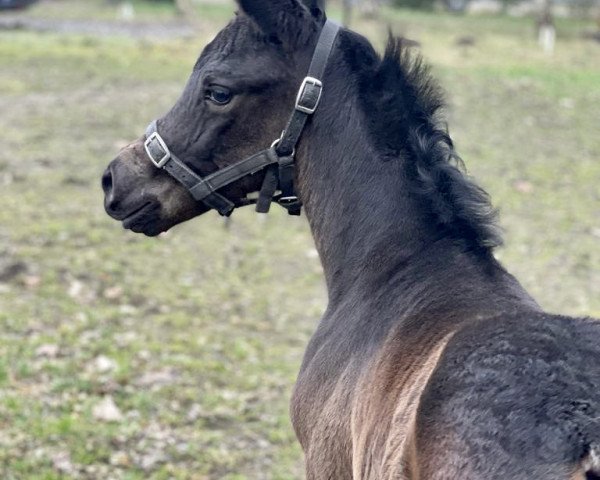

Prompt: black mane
[{"left": 345, "top": 32, "right": 503, "bottom": 251}]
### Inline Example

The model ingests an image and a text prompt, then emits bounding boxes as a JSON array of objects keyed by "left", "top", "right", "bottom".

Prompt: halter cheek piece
[{"left": 143, "top": 20, "right": 340, "bottom": 217}]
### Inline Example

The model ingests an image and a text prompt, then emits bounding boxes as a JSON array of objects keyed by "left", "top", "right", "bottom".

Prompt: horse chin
[
  {"left": 121, "top": 203, "right": 168, "bottom": 237},
  {"left": 124, "top": 200, "right": 211, "bottom": 237},
  {"left": 126, "top": 222, "right": 166, "bottom": 237}
]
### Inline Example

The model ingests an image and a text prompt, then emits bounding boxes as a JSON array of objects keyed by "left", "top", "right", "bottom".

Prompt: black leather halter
[{"left": 143, "top": 20, "right": 340, "bottom": 217}]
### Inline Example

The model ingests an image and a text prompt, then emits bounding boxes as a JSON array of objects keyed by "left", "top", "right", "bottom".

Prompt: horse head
[{"left": 102, "top": 0, "right": 327, "bottom": 236}]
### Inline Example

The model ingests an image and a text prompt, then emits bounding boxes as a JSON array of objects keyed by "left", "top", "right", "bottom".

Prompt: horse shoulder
[{"left": 351, "top": 324, "right": 457, "bottom": 479}]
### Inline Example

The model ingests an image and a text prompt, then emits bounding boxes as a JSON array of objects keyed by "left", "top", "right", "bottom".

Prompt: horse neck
[
  {"left": 297, "top": 98, "right": 439, "bottom": 301},
  {"left": 295, "top": 67, "right": 536, "bottom": 314}
]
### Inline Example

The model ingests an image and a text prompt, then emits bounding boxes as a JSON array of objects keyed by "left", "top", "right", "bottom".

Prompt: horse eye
[{"left": 206, "top": 86, "right": 232, "bottom": 105}]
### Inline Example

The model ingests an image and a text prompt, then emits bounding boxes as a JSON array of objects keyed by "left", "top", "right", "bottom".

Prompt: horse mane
[{"left": 347, "top": 33, "right": 503, "bottom": 251}]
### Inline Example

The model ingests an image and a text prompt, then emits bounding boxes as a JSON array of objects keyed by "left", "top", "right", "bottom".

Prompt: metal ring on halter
[{"left": 271, "top": 137, "right": 296, "bottom": 157}]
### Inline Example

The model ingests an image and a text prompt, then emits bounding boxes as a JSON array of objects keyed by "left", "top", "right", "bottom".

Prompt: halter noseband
[{"left": 143, "top": 20, "right": 340, "bottom": 217}]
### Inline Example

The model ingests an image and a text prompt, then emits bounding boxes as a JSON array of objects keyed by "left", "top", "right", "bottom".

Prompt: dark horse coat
[{"left": 102, "top": 0, "right": 600, "bottom": 478}]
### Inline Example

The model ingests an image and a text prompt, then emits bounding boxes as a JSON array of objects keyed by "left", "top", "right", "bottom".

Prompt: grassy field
[{"left": 0, "top": 1, "right": 599, "bottom": 478}]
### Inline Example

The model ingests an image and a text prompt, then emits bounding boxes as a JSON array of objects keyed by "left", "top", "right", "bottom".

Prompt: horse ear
[{"left": 237, "top": 0, "right": 316, "bottom": 42}]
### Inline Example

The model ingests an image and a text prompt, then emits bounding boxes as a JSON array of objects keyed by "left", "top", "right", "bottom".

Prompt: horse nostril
[
  {"left": 102, "top": 163, "right": 122, "bottom": 216},
  {"left": 102, "top": 167, "right": 113, "bottom": 195}
]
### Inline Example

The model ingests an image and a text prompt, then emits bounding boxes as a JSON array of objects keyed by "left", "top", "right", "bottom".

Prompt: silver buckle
[
  {"left": 144, "top": 132, "right": 171, "bottom": 168},
  {"left": 279, "top": 196, "right": 299, "bottom": 205},
  {"left": 295, "top": 76, "right": 323, "bottom": 115}
]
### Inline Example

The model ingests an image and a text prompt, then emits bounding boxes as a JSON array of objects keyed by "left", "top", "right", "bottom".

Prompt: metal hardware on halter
[
  {"left": 271, "top": 136, "right": 295, "bottom": 157},
  {"left": 278, "top": 195, "right": 299, "bottom": 205},
  {"left": 144, "top": 132, "right": 171, "bottom": 168},
  {"left": 295, "top": 77, "right": 323, "bottom": 115}
]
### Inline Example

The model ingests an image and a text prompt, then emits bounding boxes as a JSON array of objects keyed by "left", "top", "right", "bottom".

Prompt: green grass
[
  {"left": 0, "top": 2, "right": 599, "bottom": 478},
  {"left": 23, "top": 0, "right": 234, "bottom": 22}
]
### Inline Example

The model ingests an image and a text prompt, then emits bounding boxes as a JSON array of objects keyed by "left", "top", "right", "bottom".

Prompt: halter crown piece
[{"left": 143, "top": 20, "right": 340, "bottom": 217}]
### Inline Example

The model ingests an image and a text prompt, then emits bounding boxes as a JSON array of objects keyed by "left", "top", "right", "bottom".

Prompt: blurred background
[{"left": 0, "top": 0, "right": 598, "bottom": 478}]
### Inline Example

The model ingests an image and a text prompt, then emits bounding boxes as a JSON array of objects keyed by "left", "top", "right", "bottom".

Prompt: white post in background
[
  {"left": 536, "top": 0, "right": 556, "bottom": 55},
  {"left": 118, "top": 1, "right": 135, "bottom": 22}
]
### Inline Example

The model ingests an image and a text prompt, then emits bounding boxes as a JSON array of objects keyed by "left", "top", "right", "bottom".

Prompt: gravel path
[{"left": 0, "top": 15, "right": 196, "bottom": 38}]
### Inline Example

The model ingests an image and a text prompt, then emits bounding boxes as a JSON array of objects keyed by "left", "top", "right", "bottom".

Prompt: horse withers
[{"left": 102, "top": 1, "right": 600, "bottom": 478}]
